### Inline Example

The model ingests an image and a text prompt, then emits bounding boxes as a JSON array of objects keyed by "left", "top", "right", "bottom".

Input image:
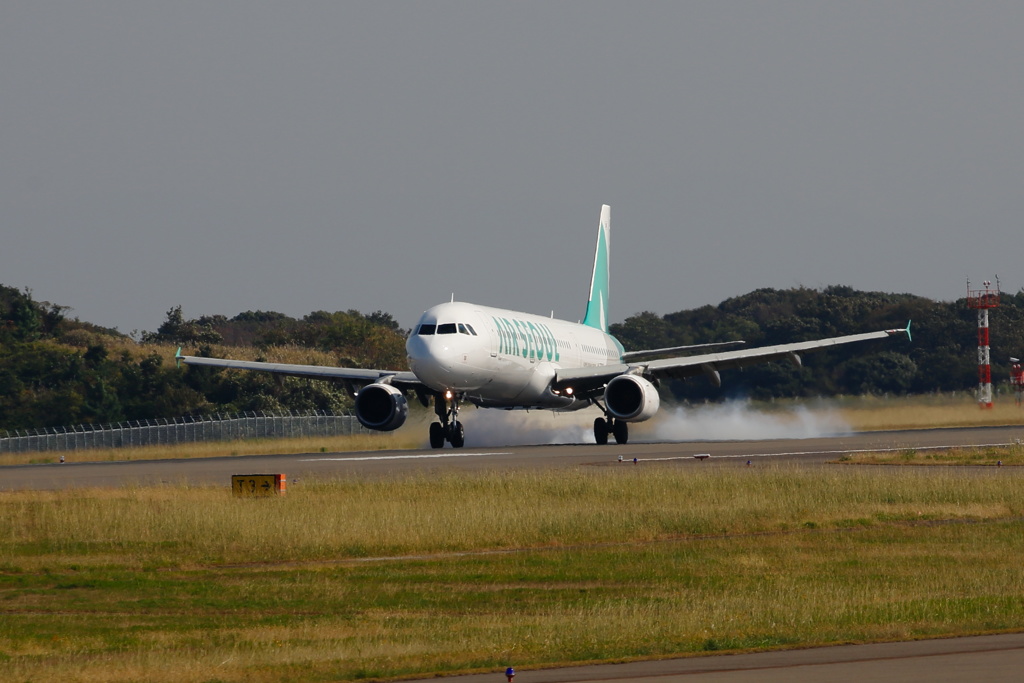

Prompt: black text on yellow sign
[{"left": 231, "top": 474, "right": 286, "bottom": 497}]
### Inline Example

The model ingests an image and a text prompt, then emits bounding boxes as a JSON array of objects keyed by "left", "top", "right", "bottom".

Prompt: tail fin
[{"left": 582, "top": 204, "right": 611, "bottom": 332}]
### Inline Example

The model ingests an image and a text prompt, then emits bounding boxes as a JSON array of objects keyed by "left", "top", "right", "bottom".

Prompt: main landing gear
[
  {"left": 593, "top": 407, "right": 628, "bottom": 445},
  {"left": 429, "top": 392, "right": 465, "bottom": 449}
]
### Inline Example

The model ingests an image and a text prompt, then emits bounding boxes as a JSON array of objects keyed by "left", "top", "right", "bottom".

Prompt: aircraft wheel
[
  {"left": 613, "top": 419, "right": 629, "bottom": 445},
  {"left": 448, "top": 420, "right": 465, "bottom": 448},
  {"left": 429, "top": 422, "right": 445, "bottom": 449},
  {"left": 594, "top": 417, "right": 609, "bottom": 445}
]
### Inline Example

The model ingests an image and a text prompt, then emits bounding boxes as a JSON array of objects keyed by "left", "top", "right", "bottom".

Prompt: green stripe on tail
[{"left": 583, "top": 204, "right": 611, "bottom": 332}]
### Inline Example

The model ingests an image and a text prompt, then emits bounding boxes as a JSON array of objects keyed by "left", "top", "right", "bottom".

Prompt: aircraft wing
[
  {"left": 175, "top": 351, "right": 424, "bottom": 389},
  {"left": 555, "top": 323, "right": 911, "bottom": 395},
  {"left": 620, "top": 340, "right": 745, "bottom": 361}
]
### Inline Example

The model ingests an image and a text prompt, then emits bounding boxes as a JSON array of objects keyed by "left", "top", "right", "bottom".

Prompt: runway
[
  {"left": 4, "top": 425, "right": 1024, "bottom": 681},
  {"left": 2, "top": 424, "right": 1022, "bottom": 491},
  {"left": 407, "top": 633, "right": 1024, "bottom": 683}
]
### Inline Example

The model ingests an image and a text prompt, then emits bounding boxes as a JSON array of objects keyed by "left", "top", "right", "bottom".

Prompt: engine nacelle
[
  {"left": 354, "top": 383, "right": 409, "bottom": 431},
  {"left": 604, "top": 374, "right": 661, "bottom": 422}
]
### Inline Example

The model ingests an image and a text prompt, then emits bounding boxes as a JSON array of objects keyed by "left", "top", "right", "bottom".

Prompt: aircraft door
[{"left": 476, "top": 310, "right": 499, "bottom": 358}]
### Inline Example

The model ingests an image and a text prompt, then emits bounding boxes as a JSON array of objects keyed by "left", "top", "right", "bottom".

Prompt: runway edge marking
[{"left": 300, "top": 452, "right": 513, "bottom": 462}]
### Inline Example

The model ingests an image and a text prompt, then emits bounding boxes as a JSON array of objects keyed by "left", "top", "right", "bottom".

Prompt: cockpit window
[{"left": 432, "top": 322, "right": 476, "bottom": 335}]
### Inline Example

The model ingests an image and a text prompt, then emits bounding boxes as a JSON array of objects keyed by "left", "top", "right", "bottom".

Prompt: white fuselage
[{"left": 406, "top": 301, "right": 624, "bottom": 410}]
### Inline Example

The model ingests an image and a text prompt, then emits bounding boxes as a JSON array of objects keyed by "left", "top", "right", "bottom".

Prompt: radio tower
[{"left": 966, "top": 278, "right": 1000, "bottom": 409}]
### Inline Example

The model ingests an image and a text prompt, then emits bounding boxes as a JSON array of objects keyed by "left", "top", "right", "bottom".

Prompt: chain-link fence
[{"left": 0, "top": 411, "right": 373, "bottom": 454}]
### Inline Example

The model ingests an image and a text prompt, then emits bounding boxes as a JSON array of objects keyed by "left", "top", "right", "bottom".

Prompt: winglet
[
  {"left": 582, "top": 204, "right": 611, "bottom": 332},
  {"left": 885, "top": 321, "right": 912, "bottom": 342},
  {"left": 175, "top": 346, "right": 183, "bottom": 368}
]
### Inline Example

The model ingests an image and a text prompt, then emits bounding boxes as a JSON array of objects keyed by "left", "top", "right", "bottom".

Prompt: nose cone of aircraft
[
  {"left": 407, "top": 303, "right": 487, "bottom": 391},
  {"left": 406, "top": 332, "right": 466, "bottom": 390}
]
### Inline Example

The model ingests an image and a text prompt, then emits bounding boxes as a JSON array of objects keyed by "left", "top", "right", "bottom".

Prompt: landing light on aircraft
[
  {"left": 566, "top": 387, "right": 574, "bottom": 396},
  {"left": 445, "top": 390, "right": 453, "bottom": 400}
]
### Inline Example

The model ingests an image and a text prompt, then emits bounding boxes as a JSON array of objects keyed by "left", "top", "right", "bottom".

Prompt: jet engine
[
  {"left": 354, "top": 383, "right": 409, "bottom": 431},
  {"left": 604, "top": 374, "right": 660, "bottom": 422}
]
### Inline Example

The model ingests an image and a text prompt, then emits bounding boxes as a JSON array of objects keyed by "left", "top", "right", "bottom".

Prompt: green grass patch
[
  {"left": 2, "top": 466, "right": 1024, "bottom": 681},
  {"left": 835, "top": 443, "right": 1024, "bottom": 466},
  {"left": 0, "top": 430, "right": 421, "bottom": 467}
]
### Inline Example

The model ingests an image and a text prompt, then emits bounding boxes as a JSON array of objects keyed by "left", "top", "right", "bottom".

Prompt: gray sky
[{"left": 2, "top": 2, "right": 1022, "bottom": 337}]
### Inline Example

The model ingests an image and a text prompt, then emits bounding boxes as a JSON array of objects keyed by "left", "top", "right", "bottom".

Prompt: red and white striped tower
[{"left": 966, "top": 279, "right": 1000, "bottom": 409}]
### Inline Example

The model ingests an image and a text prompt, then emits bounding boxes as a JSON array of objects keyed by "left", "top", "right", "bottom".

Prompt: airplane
[{"left": 176, "top": 205, "right": 911, "bottom": 448}]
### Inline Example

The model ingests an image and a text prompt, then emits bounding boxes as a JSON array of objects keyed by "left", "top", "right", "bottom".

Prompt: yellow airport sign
[{"left": 232, "top": 474, "right": 286, "bottom": 497}]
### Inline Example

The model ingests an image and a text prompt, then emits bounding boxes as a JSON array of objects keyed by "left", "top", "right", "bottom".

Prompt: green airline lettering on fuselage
[
  {"left": 493, "top": 316, "right": 560, "bottom": 362},
  {"left": 527, "top": 322, "right": 541, "bottom": 360},
  {"left": 514, "top": 319, "right": 529, "bottom": 359},
  {"left": 543, "top": 323, "right": 559, "bottom": 362}
]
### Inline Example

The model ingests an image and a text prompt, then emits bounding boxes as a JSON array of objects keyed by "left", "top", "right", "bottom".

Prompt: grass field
[
  {"left": 836, "top": 443, "right": 1024, "bottom": 466},
  {"left": 2, "top": 464, "right": 1024, "bottom": 682},
  {"left": 0, "top": 429, "right": 423, "bottom": 467},
  {"left": 3, "top": 394, "right": 1024, "bottom": 681},
  {"left": 831, "top": 393, "right": 1024, "bottom": 431}
]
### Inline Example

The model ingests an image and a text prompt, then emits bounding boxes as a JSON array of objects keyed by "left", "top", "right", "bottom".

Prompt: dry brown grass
[
  {"left": 5, "top": 465, "right": 1022, "bottom": 567},
  {"left": 836, "top": 443, "right": 1024, "bottom": 466},
  {"left": 94, "top": 338, "right": 344, "bottom": 367},
  {"left": 831, "top": 393, "right": 1024, "bottom": 431},
  {"left": 0, "top": 430, "right": 424, "bottom": 466},
  {"left": 4, "top": 466, "right": 1024, "bottom": 681},
  {"left": 58, "top": 331, "right": 362, "bottom": 368}
]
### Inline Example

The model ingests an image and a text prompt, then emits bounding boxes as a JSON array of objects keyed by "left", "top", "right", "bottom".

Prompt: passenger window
[
  {"left": 437, "top": 323, "right": 457, "bottom": 334},
  {"left": 418, "top": 324, "right": 436, "bottom": 335}
]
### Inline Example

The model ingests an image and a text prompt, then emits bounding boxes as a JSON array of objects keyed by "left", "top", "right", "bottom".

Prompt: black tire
[
  {"left": 429, "top": 422, "right": 445, "bottom": 449},
  {"left": 594, "top": 417, "right": 609, "bottom": 445},
  {"left": 613, "top": 419, "right": 629, "bottom": 445},
  {"left": 448, "top": 420, "right": 465, "bottom": 448}
]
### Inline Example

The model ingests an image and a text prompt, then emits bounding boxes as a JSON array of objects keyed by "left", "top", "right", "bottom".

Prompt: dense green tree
[
  {"left": 4, "top": 283, "right": 1024, "bottom": 432},
  {"left": 141, "top": 306, "right": 223, "bottom": 345},
  {"left": 838, "top": 351, "right": 919, "bottom": 395}
]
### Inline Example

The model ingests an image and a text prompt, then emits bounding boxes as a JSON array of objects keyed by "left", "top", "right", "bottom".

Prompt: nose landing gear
[{"left": 429, "top": 392, "right": 465, "bottom": 448}]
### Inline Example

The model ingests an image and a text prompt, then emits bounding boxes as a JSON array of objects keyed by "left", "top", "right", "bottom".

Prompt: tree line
[
  {"left": 610, "top": 285, "right": 1024, "bottom": 401},
  {"left": 0, "top": 286, "right": 407, "bottom": 432},
  {"left": 2, "top": 283, "right": 1022, "bottom": 432}
]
